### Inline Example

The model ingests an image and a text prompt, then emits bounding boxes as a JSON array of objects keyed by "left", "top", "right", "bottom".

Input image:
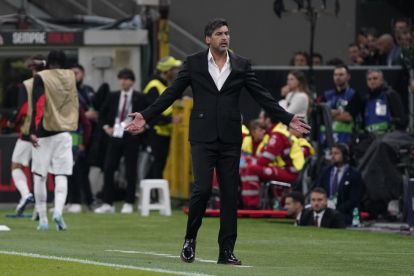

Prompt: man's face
[
  {"left": 205, "top": 25, "right": 230, "bottom": 53},
  {"left": 72, "top": 67, "right": 84, "bottom": 83},
  {"left": 119, "top": 78, "right": 134, "bottom": 91},
  {"left": 293, "top": 54, "right": 307, "bottom": 66},
  {"left": 312, "top": 56, "right": 322, "bottom": 66},
  {"left": 330, "top": 147, "right": 344, "bottom": 166},
  {"left": 367, "top": 72, "right": 384, "bottom": 90},
  {"left": 251, "top": 127, "right": 266, "bottom": 142},
  {"left": 310, "top": 192, "right": 327, "bottom": 212},
  {"left": 366, "top": 34, "right": 377, "bottom": 51},
  {"left": 333, "top": 68, "right": 350, "bottom": 88},
  {"left": 285, "top": 197, "right": 301, "bottom": 217},
  {"left": 394, "top": 21, "right": 409, "bottom": 34},
  {"left": 348, "top": 46, "right": 360, "bottom": 62}
]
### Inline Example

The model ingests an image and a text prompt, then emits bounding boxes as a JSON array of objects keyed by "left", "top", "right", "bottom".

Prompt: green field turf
[{"left": 0, "top": 209, "right": 413, "bottom": 276}]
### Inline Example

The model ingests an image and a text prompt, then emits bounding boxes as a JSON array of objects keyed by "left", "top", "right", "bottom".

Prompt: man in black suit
[
  {"left": 284, "top": 192, "right": 306, "bottom": 226},
  {"left": 300, "top": 187, "right": 346, "bottom": 228},
  {"left": 315, "top": 143, "right": 362, "bottom": 225},
  {"left": 94, "top": 69, "right": 148, "bottom": 214},
  {"left": 126, "top": 19, "right": 310, "bottom": 265}
]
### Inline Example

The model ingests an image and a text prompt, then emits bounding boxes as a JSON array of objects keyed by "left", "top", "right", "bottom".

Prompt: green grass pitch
[{"left": 0, "top": 209, "right": 413, "bottom": 275}]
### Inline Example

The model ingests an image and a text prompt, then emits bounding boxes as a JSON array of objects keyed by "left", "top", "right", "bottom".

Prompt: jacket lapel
[{"left": 201, "top": 49, "right": 219, "bottom": 92}]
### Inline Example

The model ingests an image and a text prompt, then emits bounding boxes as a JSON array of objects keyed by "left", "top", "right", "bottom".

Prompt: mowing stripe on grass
[
  {"left": 0, "top": 250, "right": 212, "bottom": 276},
  {"left": 105, "top": 249, "right": 254, "bottom": 268}
]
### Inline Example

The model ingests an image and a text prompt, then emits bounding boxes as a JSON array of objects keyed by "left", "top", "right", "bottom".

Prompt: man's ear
[{"left": 205, "top": 36, "right": 211, "bottom": 45}]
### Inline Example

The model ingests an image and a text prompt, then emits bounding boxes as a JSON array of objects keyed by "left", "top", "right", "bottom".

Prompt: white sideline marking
[
  {"left": 106, "top": 249, "right": 253, "bottom": 268},
  {"left": 0, "top": 250, "right": 212, "bottom": 276}
]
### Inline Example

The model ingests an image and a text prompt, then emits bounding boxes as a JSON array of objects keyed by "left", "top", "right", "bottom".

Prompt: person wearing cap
[
  {"left": 7, "top": 55, "right": 46, "bottom": 217},
  {"left": 143, "top": 56, "right": 182, "bottom": 182},
  {"left": 94, "top": 68, "right": 148, "bottom": 214}
]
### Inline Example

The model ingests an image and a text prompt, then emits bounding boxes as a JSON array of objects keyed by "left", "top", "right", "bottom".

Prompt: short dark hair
[
  {"left": 47, "top": 50, "right": 66, "bottom": 68},
  {"left": 311, "top": 187, "right": 327, "bottom": 197},
  {"left": 71, "top": 63, "right": 85, "bottom": 72},
  {"left": 117, "top": 68, "right": 135, "bottom": 81},
  {"left": 204, "top": 18, "right": 228, "bottom": 37},
  {"left": 334, "top": 64, "right": 350, "bottom": 74},
  {"left": 326, "top": 58, "right": 345, "bottom": 66},
  {"left": 285, "top": 191, "right": 305, "bottom": 206}
]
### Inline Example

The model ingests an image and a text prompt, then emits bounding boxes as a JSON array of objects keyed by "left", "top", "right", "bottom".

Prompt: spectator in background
[
  {"left": 94, "top": 69, "right": 148, "bottom": 214},
  {"left": 392, "top": 17, "right": 411, "bottom": 36},
  {"left": 364, "top": 28, "right": 382, "bottom": 65},
  {"left": 241, "top": 119, "right": 268, "bottom": 157},
  {"left": 312, "top": 53, "right": 323, "bottom": 66},
  {"left": 143, "top": 56, "right": 182, "bottom": 182},
  {"left": 363, "top": 69, "right": 407, "bottom": 134},
  {"left": 66, "top": 64, "right": 95, "bottom": 213},
  {"left": 279, "top": 70, "right": 311, "bottom": 122},
  {"left": 398, "top": 29, "right": 413, "bottom": 50},
  {"left": 356, "top": 28, "right": 369, "bottom": 60},
  {"left": 315, "top": 144, "right": 362, "bottom": 226},
  {"left": 321, "top": 65, "right": 361, "bottom": 145},
  {"left": 300, "top": 187, "right": 345, "bottom": 228},
  {"left": 240, "top": 112, "right": 310, "bottom": 209},
  {"left": 284, "top": 191, "right": 305, "bottom": 226},
  {"left": 290, "top": 51, "right": 309, "bottom": 66},
  {"left": 376, "top": 33, "right": 401, "bottom": 66},
  {"left": 347, "top": 43, "right": 364, "bottom": 65}
]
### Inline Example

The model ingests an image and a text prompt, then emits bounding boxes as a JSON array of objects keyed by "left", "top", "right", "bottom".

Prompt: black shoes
[
  {"left": 217, "top": 249, "right": 242, "bottom": 265},
  {"left": 180, "top": 239, "right": 196, "bottom": 263}
]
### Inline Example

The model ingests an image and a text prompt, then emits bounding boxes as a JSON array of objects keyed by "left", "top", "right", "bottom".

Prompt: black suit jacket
[
  {"left": 141, "top": 50, "right": 293, "bottom": 144},
  {"left": 300, "top": 208, "right": 346, "bottom": 229},
  {"left": 100, "top": 90, "right": 148, "bottom": 139},
  {"left": 315, "top": 165, "right": 362, "bottom": 225}
]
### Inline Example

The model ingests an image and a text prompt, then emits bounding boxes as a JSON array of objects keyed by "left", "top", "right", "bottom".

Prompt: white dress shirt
[
  {"left": 207, "top": 49, "right": 231, "bottom": 91},
  {"left": 117, "top": 88, "right": 133, "bottom": 123}
]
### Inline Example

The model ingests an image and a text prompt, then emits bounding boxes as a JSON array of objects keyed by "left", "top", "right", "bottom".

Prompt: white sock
[
  {"left": 12, "top": 168, "right": 30, "bottom": 199},
  {"left": 34, "top": 174, "right": 47, "bottom": 224},
  {"left": 54, "top": 175, "right": 68, "bottom": 216}
]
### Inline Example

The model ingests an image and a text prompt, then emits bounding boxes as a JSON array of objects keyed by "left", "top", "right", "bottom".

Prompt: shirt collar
[
  {"left": 121, "top": 88, "right": 133, "bottom": 96},
  {"left": 208, "top": 49, "right": 230, "bottom": 65}
]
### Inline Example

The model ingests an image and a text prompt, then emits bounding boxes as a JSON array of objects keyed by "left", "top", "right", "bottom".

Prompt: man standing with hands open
[{"left": 126, "top": 18, "right": 310, "bottom": 265}]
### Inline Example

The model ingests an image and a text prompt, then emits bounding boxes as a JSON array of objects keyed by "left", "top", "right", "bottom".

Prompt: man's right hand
[{"left": 125, "top": 112, "right": 146, "bottom": 133}]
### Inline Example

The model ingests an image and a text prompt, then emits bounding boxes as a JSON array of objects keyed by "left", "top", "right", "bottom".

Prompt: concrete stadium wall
[{"left": 169, "top": 0, "right": 356, "bottom": 65}]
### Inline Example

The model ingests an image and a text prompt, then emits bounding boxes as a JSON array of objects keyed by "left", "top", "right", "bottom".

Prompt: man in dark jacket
[
  {"left": 126, "top": 18, "right": 310, "bottom": 265},
  {"left": 315, "top": 144, "right": 362, "bottom": 225},
  {"left": 300, "top": 187, "right": 346, "bottom": 228}
]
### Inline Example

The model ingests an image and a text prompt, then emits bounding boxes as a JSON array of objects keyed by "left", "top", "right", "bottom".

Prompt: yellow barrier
[{"left": 163, "top": 98, "right": 193, "bottom": 199}]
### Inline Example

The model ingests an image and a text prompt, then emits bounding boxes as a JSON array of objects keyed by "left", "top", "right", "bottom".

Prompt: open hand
[
  {"left": 125, "top": 112, "right": 146, "bottom": 133},
  {"left": 289, "top": 115, "right": 311, "bottom": 136}
]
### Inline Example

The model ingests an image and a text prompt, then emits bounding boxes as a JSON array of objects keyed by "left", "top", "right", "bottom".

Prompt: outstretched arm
[{"left": 125, "top": 60, "right": 190, "bottom": 133}]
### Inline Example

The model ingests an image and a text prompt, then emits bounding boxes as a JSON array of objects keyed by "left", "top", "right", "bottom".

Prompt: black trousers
[
  {"left": 148, "top": 133, "right": 170, "bottom": 179},
  {"left": 103, "top": 136, "right": 140, "bottom": 204},
  {"left": 68, "top": 154, "right": 93, "bottom": 205},
  {"left": 185, "top": 141, "right": 241, "bottom": 252}
]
